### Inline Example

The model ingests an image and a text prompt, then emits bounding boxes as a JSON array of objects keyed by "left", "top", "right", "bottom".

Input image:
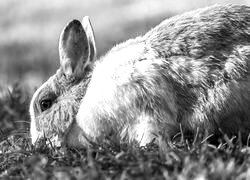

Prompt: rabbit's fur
[{"left": 30, "top": 5, "right": 250, "bottom": 147}]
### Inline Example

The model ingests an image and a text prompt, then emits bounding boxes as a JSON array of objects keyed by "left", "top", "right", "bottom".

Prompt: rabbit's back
[
  {"left": 77, "top": 5, "right": 250, "bottom": 144},
  {"left": 145, "top": 5, "right": 250, "bottom": 137}
]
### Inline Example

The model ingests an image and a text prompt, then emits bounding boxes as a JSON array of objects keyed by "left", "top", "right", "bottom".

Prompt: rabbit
[{"left": 30, "top": 4, "right": 250, "bottom": 148}]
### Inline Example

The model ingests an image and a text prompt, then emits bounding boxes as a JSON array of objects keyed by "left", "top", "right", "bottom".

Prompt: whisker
[
  {"left": 14, "top": 133, "right": 31, "bottom": 136},
  {"left": 14, "top": 121, "right": 30, "bottom": 124},
  {"left": 8, "top": 131, "right": 30, "bottom": 137},
  {"left": 11, "top": 129, "right": 30, "bottom": 133}
]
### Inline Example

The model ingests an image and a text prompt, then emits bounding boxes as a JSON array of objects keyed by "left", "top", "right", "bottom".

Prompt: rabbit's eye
[{"left": 40, "top": 99, "right": 52, "bottom": 111}]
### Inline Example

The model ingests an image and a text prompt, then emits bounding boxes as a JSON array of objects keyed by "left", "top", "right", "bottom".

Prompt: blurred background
[{"left": 1, "top": 0, "right": 250, "bottom": 91}]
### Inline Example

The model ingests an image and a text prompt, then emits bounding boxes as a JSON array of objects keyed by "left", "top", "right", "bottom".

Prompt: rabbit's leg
[
  {"left": 65, "top": 121, "right": 90, "bottom": 147},
  {"left": 76, "top": 109, "right": 114, "bottom": 143},
  {"left": 125, "top": 113, "right": 157, "bottom": 146}
]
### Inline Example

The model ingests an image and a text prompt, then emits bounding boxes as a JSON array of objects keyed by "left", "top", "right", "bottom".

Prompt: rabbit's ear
[
  {"left": 59, "top": 19, "right": 93, "bottom": 77},
  {"left": 81, "top": 16, "right": 97, "bottom": 62}
]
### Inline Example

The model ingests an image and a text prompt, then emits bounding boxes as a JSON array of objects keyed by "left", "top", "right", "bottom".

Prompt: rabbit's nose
[{"left": 31, "top": 134, "right": 38, "bottom": 145}]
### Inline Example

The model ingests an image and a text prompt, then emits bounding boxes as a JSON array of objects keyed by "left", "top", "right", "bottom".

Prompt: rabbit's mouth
[
  {"left": 33, "top": 122, "right": 90, "bottom": 148},
  {"left": 32, "top": 134, "right": 65, "bottom": 148}
]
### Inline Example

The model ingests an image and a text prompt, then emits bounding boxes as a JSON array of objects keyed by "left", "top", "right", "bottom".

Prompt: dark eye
[{"left": 40, "top": 99, "right": 52, "bottom": 111}]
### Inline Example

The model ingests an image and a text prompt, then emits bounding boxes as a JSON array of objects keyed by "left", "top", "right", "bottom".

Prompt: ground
[
  {"left": 1, "top": 84, "right": 250, "bottom": 180},
  {"left": 2, "top": 1, "right": 250, "bottom": 179}
]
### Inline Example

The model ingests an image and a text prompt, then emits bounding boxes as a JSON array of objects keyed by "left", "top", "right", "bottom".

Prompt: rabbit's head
[{"left": 30, "top": 17, "right": 96, "bottom": 147}]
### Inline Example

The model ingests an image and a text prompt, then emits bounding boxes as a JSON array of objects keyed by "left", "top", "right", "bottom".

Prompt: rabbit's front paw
[
  {"left": 119, "top": 113, "right": 157, "bottom": 146},
  {"left": 66, "top": 122, "right": 90, "bottom": 147}
]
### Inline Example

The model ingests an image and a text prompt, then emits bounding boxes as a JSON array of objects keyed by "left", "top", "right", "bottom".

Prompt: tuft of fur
[{"left": 30, "top": 5, "right": 250, "bottom": 147}]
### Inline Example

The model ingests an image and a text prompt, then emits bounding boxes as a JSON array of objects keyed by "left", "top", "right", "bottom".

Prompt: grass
[
  {"left": 1, "top": 85, "right": 250, "bottom": 179},
  {"left": 2, "top": 1, "right": 250, "bottom": 179}
]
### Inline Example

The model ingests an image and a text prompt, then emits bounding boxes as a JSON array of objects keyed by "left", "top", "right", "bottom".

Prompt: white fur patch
[
  {"left": 132, "top": 113, "right": 156, "bottom": 146},
  {"left": 30, "top": 118, "right": 40, "bottom": 144},
  {"left": 76, "top": 43, "right": 146, "bottom": 139},
  {"left": 29, "top": 85, "right": 43, "bottom": 144}
]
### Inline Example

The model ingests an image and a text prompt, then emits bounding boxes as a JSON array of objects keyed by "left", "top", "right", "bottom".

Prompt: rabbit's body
[{"left": 30, "top": 5, "right": 250, "bottom": 147}]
